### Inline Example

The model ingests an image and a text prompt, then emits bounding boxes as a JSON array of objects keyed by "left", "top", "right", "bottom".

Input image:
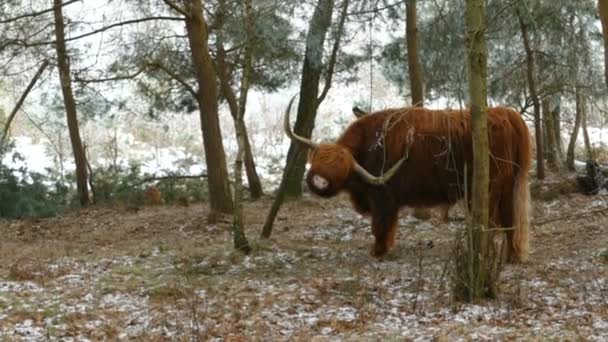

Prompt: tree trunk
[
  {"left": 262, "top": 0, "right": 348, "bottom": 238},
  {"left": 455, "top": 0, "right": 497, "bottom": 301},
  {"left": 281, "top": 0, "right": 335, "bottom": 199},
  {"left": 215, "top": 47, "right": 264, "bottom": 200},
  {"left": 599, "top": 0, "right": 608, "bottom": 90},
  {"left": 406, "top": 0, "right": 430, "bottom": 220},
  {"left": 242, "top": 128, "right": 263, "bottom": 199},
  {"left": 542, "top": 99, "right": 558, "bottom": 170},
  {"left": 566, "top": 88, "right": 583, "bottom": 171},
  {"left": 1, "top": 60, "right": 49, "bottom": 145},
  {"left": 550, "top": 96, "right": 564, "bottom": 162},
  {"left": 230, "top": 0, "right": 254, "bottom": 254},
  {"left": 406, "top": 0, "right": 424, "bottom": 107},
  {"left": 183, "top": 0, "right": 233, "bottom": 215},
  {"left": 517, "top": 9, "right": 544, "bottom": 180},
  {"left": 581, "top": 95, "right": 593, "bottom": 161},
  {"left": 52, "top": 0, "right": 90, "bottom": 207}
]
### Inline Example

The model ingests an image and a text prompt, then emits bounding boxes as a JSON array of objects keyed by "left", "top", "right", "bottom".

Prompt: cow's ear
[{"left": 406, "top": 127, "right": 415, "bottom": 146}]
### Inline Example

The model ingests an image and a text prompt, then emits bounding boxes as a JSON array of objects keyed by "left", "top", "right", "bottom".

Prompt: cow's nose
[{"left": 312, "top": 175, "right": 329, "bottom": 190}]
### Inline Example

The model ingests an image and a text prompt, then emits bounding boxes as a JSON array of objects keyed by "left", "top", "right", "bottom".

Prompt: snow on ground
[{"left": 0, "top": 190, "right": 606, "bottom": 340}]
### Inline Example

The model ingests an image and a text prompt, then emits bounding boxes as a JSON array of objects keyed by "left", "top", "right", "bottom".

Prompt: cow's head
[{"left": 283, "top": 96, "right": 407, "bottom": 197}]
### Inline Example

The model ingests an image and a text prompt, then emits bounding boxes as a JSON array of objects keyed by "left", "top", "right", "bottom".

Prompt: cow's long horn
[
  {"left": 353, "top": 157, "right": 406, "bottom": 186},
  {"left": 283, "top": 95, "right": 318, "bottom": 149}
]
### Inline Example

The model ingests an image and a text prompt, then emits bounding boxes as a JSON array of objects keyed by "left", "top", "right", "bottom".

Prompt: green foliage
[
  {"left": 90, "top": 163, "right": 208, "bottom": 206},
  {"left": 0, "top": 144, "right": 69, "bottom": 219},
  {"left": 92, "top": 163, "right": 146, "bottom": 205},
  {"left": 155, "top": 173, "right": 208, "bottom": 204},
  {"left": 377, "top": 0, "right": 602, "bottom": 106}
]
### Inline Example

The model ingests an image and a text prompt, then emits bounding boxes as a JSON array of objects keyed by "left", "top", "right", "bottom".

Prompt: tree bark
[
  {"left": 599, "top": 0, "right": 608, "bottom": 90},
  {"left": 581, "top": 95, "right": 593, "bottom": 161},
  {"left": 262, "top": 0, "right": 348, "bottom": 238},
  {"left": 542, "top": 99, "right": 558, "bottom": 170},
  {"left": 230, "top": 0, "right": 254, "bottom": 253},
  {"left": 456, "top": 0, "right": 497, "bottom": 301},
  {"left": 550, "top": 97, "right": 564, "bottom": 162},
  {"left": 181, "top": 0, "right": 233, "bottom": 215},
  {"left": 517, "top": 9, "right": 544, "bottom": 180},
  {"left": 406, "top": 0, "right": 424, "bottom": 107},
  {"left": 405, "top": 0, "right": 431, "bottom": 220},
  {"left": 566, "top": 88, "right": 583, "bottom": 171},
  {"left": 216, "top": 42, "right": 263, "bottom": 200},
  {"left": 281, "top": 0, "right": 335, "bottom": 199},
  {"left": 52, "top": 0, "right": 90, "bottom": 207}
]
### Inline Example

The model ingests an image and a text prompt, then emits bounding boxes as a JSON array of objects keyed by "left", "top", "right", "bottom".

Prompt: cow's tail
[{"left": 511, "top": 110, "right": 532, "bottom": 263}]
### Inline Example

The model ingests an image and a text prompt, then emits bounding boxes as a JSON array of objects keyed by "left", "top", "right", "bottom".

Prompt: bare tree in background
[
  {"left": 599, "top": 0, "right": 608, "bottom": 91},
  {"left": 229, "top": 0, "right": 255, "bottom": 253},
  {"left": 215, "top": 0, "right": 263, "bottom": 200},
  {"left": 566, "top": 87, "right": 584, "bottom": 171},
  {"left": 517, "top": 8, "right": 544, "bottom": 180},
  {"left": 52, "top": 0, "right": 90, "bottom": 206},
  {"left": 162, "top": 0, "right": 234, "bottom": 216}
]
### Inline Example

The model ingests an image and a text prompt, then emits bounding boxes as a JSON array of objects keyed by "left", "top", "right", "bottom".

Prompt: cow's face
[{"left": 306, "top": 144, "right": 353, "bottom": 197}]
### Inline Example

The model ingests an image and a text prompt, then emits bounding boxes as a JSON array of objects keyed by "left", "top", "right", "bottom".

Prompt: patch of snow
[
  {"left": 0, "top": 281, "right": 42, "bottom": 293},
  {"left": 12, "top": 319, "right": 45, "bottom": 341}
]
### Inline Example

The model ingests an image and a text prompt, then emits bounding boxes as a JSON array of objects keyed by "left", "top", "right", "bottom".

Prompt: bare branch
[
  {"left": 149, "top": 62, "right": 197, "bottom": 97},
  {"left": 317, "top": 0, "right": 349, "bottom": 107},
  {"left": 162, "top": 0, "right": 189, "bottom": 17},
  {"left": 1, "top": 60, "right": 49, "bottom": 144},
  {"left": 13, "top": 17, "right": 183, "bottom": 48},
  {"left": 0, "top": 0, "right": 81, "bottom": 24},
  {"left": 74, "top": 67, "right": 146, "bottom": 85}
]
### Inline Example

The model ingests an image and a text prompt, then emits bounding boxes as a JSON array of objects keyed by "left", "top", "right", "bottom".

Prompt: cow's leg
[
  {"left": 370, "top": 205, "right": 399, "bottom": 258},
  {"left": 439, "top": 203, "right": 451, "bottom": 222}
]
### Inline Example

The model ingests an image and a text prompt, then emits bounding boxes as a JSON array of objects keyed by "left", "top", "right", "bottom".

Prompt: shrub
[{"left": 0, "top": 144, "right": 69, "bottom": 218}]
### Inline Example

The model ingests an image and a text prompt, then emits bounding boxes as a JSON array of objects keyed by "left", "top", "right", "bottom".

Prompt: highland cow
[{"left": 285, "top": 99, "right": 532, "bottom": 262}]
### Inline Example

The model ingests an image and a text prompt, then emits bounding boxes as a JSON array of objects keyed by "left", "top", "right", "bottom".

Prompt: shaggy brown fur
[{"left": 305, "top": 107, "right": 532, "bottom": 262}]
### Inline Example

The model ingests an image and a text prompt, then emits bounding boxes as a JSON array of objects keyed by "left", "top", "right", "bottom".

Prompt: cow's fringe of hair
[{"left": 512, "top": 115, "right": 532, "bottom": 263}]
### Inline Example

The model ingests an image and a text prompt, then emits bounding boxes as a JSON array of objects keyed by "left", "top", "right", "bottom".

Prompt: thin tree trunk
[
  {"left": 242, "top": 128, "right": 263, "bottom": 199},
  {"left": 581, "top": 95, "right": 593, "bottom": 161},
  {"left": 550, "top": 97, "right": 564, "bottom": 162},
  {"left": 406, "top": 0, "right": 430, "bottom": 220},
  {"left": 599, "top": 0, "right": 608, "bottom": 90},
  {"left": 542, "top": 99, "right": 558, "bottom": 170},
  {"left": 456, "top": 0, "right": 497, "bottom": 301},
  {"left": 517, "top": 9, "right": 544, "bottom": 180},
  {"left": 281, "top": 0, "right": 335, "bottom": 199},
  {"left": 566, "top": 88, "right": 584, "bottom": 171},
  {"left": 230, "top": 0, "right": 254, "bottom": 253},
  {"left": 216, "top": 41, "right": 263, "bottom": 200},
  {"left": 52, "top": 0, "right": 89, "bottom": 206},
  {"left": 406, "top": 0, "right": 424, "bottom": 107},
  {"left": 262, "top": 0, "right": 349, "bottom": 238},
  {"left": 1, "top": 60, "right": 49, "bottom": 145},
  {"left": 182, "top": 0, "right": 233, "bottom": 216}
]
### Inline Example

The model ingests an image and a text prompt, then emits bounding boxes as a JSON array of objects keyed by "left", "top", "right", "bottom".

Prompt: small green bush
[
  {"left": 90, "top": 165, "right": 208, "bottom": 206},
  {"left": 0, "top": 144, "right": 69, "bottom": 218}
]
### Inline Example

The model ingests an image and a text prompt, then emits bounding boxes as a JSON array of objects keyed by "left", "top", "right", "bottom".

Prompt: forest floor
[{"left": 1, "top": 176, "right": 607, "bottom": 341}]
